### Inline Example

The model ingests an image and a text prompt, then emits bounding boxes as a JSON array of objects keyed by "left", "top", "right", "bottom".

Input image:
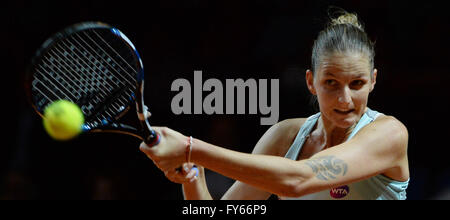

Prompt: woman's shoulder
[
  {"left": 277, "top": 118, "right": 308, "bottom": 130},
  {"left": 358, "top": 113, "right": 409, "bottom": 163},
  {"left": 252, "top": 118, "right": 308, "bottom": 156},
  {"left": 373, "top": 114, "right": 408, "bottom": 137},
  {"left": 272, "top": 118, "right": 310, "bottom": 142}
]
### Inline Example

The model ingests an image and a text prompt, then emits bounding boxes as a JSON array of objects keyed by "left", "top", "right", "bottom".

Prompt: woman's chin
[{"left": 322, "top": 109, "right": 363, "bottom": 128}]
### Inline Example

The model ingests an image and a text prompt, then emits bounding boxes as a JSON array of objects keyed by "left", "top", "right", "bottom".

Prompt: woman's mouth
[{"left": 334, "top": 109, "right": 355, "bottom": 115}]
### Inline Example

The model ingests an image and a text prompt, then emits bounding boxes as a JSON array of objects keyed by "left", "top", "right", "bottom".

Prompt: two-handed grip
[{"left": 144, "top": 128, "right": 198, "bottom": 178}]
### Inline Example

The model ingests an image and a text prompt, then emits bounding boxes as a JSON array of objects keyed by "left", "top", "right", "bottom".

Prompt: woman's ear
[
  {"left": 370, "top": 68, "right": 377, "bottom": 92},
  {"left": 306, "top": 69, "right": 317, "bottom": 95}
]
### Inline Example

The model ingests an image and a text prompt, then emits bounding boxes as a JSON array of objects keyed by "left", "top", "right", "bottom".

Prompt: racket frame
[{"left": 25, "top": 22, "right": 159, "bottom": 145}]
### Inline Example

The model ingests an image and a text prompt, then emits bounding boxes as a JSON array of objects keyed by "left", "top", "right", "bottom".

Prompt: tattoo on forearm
[{"left": 305, "top": 156, "right": 348, "bottom": 181}]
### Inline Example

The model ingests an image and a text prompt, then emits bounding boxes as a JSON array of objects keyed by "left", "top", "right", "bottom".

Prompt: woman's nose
[{"left": 338, "top": 86, "right": 352, "bottom": 105}]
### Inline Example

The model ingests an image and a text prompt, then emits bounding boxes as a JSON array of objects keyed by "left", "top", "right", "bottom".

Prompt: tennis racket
[{"left": 25, "top": 22, "right": 160, "bottom": 147}]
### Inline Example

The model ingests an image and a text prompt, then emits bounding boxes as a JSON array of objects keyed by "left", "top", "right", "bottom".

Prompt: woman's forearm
[{"left": 190, "top": 138, "right": 313, "bottom": 197}]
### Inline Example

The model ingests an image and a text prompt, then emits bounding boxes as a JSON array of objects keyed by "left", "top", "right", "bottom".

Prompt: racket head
[{"left": 25, "top": 22, "right": 147, "bottom": 140}]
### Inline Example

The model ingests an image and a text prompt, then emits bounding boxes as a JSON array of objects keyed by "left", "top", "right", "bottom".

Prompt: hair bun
[{"left": 328, "top": 7, "right": 364, "bottom": 30}]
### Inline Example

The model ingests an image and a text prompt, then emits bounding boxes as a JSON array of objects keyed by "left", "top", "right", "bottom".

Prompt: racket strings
[
  {"left": 34, "top": 47, "right": 88, "bottom": 101},
  {"left": 32, "top": 70, "right": 70, "bottom": 102},
  {"left": 72, "top": 30, "right": 137, "bottom": 120},
  {"left": 51, "top": 42, "right": 116, "bottom": 100},
  {"left": 90, "top": 30, "right": 139, "bottom": 77},
  {"left": 75, "top": 31, "right": 137, "bottom": 88},
  {"left": 58, "top": 35, "right": 128, "bottom": 102},
  {"left": 43, "top": 48, "right": 105, "bottom": 99},
  {"left": 37, "top": 36, "right": 125, "bottom": 121},
  {"left": 32, "top": 28, "right": 139, "bottom": 126}
]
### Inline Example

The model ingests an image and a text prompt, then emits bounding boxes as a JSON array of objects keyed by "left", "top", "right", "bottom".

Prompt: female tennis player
[{"left": 140, "top": 10, "right": 410, "bottom": 200}]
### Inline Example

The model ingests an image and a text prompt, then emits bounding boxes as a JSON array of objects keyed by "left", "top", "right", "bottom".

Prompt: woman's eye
[
  {"left": 325, "top": 79, "right": 337, "bottom": 86},
  {"left": 351, "top": 80, "right": 364, "bottom": 86}
]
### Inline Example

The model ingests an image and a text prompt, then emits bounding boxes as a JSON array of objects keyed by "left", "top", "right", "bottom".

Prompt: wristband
[{"left": 188, "top": 136, "right": 193, "bottom": 163}]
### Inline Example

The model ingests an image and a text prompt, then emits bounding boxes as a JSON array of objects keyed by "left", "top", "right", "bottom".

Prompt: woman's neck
[{"left": 315, "top": 115, "right": 357, "bottom": 149}]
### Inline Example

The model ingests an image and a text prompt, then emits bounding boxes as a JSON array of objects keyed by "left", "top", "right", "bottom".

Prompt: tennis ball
[{"left": 43, "top": 100, "right": 85, "bottom": 141}]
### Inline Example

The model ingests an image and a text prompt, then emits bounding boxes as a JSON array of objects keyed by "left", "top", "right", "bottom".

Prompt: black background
[{"left": 2, "top": 0, "right": 449, "bottom": 200}]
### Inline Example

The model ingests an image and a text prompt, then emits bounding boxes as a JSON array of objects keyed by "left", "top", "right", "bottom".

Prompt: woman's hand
[
  {"left": 164, "top": 163, "right": 198, "bottom": 184},
  {"left": 139, "top": 127, "right": 190, "bottom": 173}
]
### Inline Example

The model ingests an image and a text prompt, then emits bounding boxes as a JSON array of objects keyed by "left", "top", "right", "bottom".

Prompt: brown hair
[{"left": 311, "top": 8, "right": 375, "bottom": 77}]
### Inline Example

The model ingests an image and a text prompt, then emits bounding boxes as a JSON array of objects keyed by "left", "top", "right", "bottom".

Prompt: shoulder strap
[
  {"left": 284, "top": 113, "right": 320, "bottom": 160},
  {"left": 346, "top": 108, "right": 381, "bottom": 141}
]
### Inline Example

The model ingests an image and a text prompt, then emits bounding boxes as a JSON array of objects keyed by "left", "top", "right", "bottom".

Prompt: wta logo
[{"left": 330, "top": 185, "right": 350, "bottom": 199}]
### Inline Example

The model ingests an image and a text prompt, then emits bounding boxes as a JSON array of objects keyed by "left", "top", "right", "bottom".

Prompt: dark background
[{"left": 2, "top": 0, "right": 449, "bottom": 200}]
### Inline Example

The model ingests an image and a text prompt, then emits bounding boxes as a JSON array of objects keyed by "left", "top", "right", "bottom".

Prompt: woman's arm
[
  {"left": 141, "top": 116, "right": 408, "bottom": 198},
  {"left": 221, "top": 119, "right": 304, "bottom": 199},
  {"left": 191, "top": 139, "right": 311, "bottom": 197},
  {"left": 182, "top": 119, "right": 304, "bottom": 200},
  {"left": 191, "top": 115, "right": 408, "bottom": 197}
]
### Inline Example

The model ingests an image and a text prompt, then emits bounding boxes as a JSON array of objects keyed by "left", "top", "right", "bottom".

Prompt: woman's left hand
[
  {"left": 164, "top": 163, "right": 198, "bottom": 184},
  {"left": 139, "top": 127, "right": 190, "bottom": 172}
]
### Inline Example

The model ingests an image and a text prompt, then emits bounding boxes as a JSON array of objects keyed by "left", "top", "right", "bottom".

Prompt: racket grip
[{"left": 145, "top": 129, "right": 160, "bottom": 147}]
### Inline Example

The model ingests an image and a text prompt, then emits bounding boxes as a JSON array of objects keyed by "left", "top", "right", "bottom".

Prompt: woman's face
[{"left": 307, "top": 52, "right": 377, "bottom": 128}]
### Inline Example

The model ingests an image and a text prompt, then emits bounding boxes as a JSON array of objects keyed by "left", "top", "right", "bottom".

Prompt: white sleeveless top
[{"left": 279, "top": 108, "right": 409, "bottom": 200}]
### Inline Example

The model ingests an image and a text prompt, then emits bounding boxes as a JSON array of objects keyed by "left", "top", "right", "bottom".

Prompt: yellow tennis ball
[{"left": 43, "top": 100, "right": 85, "bottom": 141}]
